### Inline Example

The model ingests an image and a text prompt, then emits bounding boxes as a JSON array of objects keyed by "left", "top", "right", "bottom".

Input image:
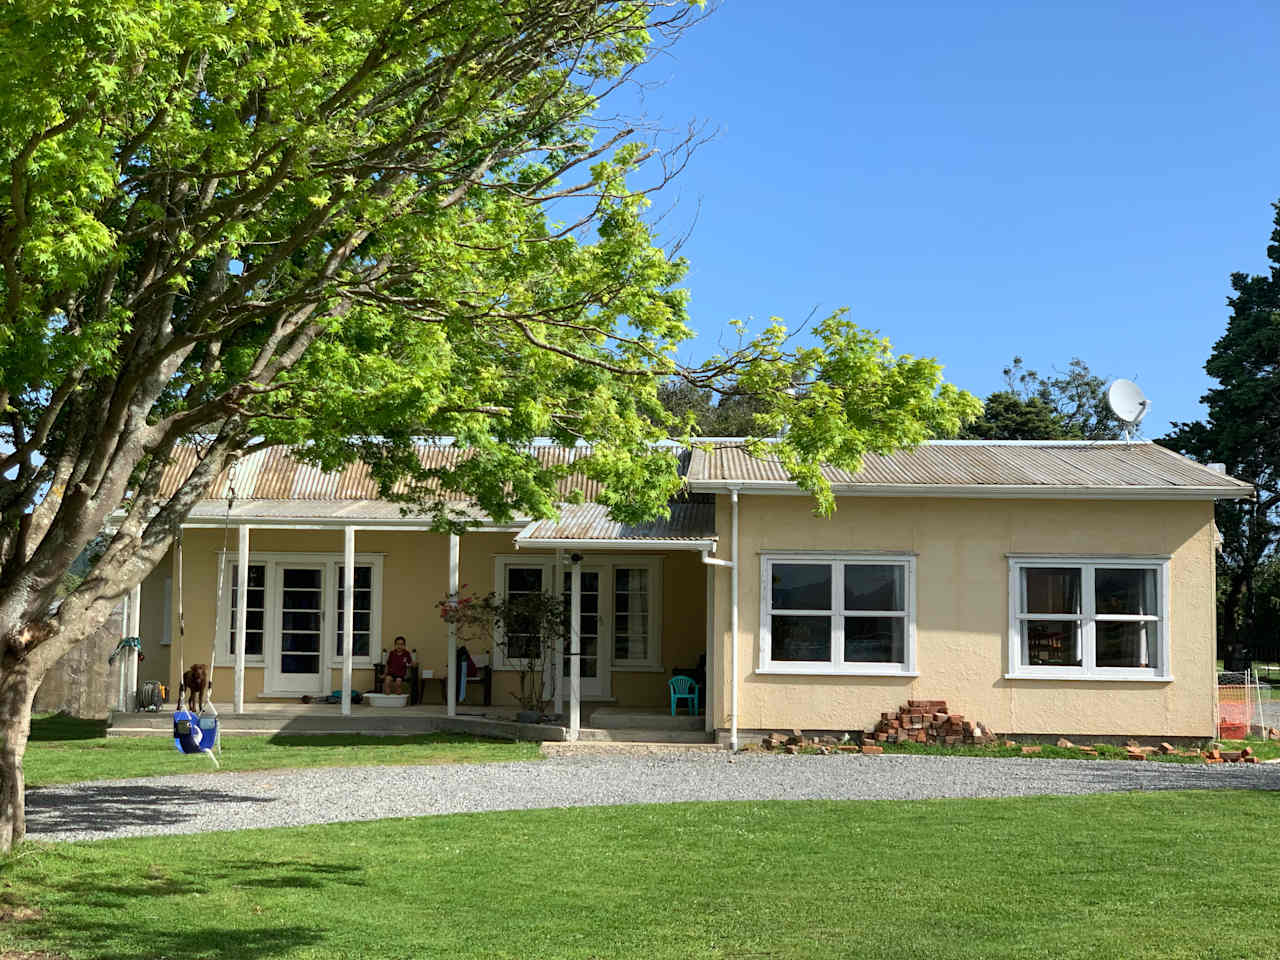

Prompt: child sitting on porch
[{"left": 385, "top": 636, "right": 413, "bottom": 695}]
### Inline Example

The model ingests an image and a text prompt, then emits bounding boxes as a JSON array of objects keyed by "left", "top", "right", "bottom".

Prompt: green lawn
[
  {"left": 24, "top": 714, "right": 539, "bottom": 787},
  {"left": 2, "top": 791, "right": 1277, "bottom": 959}
]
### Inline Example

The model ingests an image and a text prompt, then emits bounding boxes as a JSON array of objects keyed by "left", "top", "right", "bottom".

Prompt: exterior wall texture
[{"left": 714, "top": 494, "right": 1217, "bottom": 738}]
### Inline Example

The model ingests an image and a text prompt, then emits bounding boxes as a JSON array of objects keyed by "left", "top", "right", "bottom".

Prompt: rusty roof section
[
  {"left": 686, "top": 440, "right": 1253, "bottom": 499},
  {"left": 515, "top": 499, "right": 717, "bottom": 545},
  {"left": 158, "top": 443, "right": 604, "bottom": 503}
]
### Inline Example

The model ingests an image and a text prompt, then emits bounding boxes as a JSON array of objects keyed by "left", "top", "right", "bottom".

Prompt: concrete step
[
  {"left": 542, "top": 740, "right": 724, "bottom": 757},
  {"left": 576, "top": 728, "right": 714, "bottom": 743},
  {"left": 585, "top": 708, "right": 704, "bottom": 731}
]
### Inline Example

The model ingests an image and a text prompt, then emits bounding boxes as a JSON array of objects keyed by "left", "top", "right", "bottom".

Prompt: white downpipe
[
  {"left": 729, "top": 488, "right": 740, "bottom": 751},
  {"left": 447, "top": 534, "right": 459, "bottom": 717},
  {"left": 341, "top": 526, "right": 355, "bottom": 717},
  {"left": 234, "top": 524, "right": 249, "bottom": 714},
  {"left": 704, "top": 563, "right": 714, "bottom": 735},
  {"left": 569, "top": 557, "right": 581, "bottom": 741}
]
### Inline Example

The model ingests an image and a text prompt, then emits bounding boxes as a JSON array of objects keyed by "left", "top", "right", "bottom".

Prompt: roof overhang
[
  {"left": 513, "top": 534, "right": 716, "bottom": 552},
  {"left": 686, "top": 481, "right": 1253, "bottom": 501}
]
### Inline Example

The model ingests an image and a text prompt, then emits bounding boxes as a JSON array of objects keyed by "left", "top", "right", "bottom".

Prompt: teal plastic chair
[{"left": 669, "top": 675, "right": 700, "bottom": 716}]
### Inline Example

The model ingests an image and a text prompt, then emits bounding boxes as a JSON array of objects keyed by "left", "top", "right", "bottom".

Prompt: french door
[
  {"left": 562, "top": 568, "right": 608, "bottom": 700},
  {"left": 268, "top": 565, "right": 326, "bottom": 694}
]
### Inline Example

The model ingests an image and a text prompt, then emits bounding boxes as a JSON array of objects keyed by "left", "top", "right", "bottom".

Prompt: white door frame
[
  {"left": 562, "top": 563, "right": 611, "bottom": 700},
  {"left": 267, "top": 562, "right": 328, "bottom": 696}
]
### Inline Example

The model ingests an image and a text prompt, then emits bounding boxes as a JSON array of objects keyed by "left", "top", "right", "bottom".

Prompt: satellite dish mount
[{"left": 1107, "top": 379, "right": 1149, "bottom": 442}]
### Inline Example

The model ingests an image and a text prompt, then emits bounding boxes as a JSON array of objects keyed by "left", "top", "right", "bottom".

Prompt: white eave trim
[
  {"left": 513, "top": 536, "right": 716, "bottom": 552},
  {"left": 180, "top": 516, "right": 526, "bottom": 532},
  {"left": 685, "top": 481, "right": 1252, "bottom": 501}
]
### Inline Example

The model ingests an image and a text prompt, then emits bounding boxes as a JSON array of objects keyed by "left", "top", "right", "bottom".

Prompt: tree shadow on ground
[
  {"left": 28, "top": 714, "right": 108, "bottom": 742},
  {"left": 24, "top": 783, "right": 273, "bottom": 837},
  {"left": 14, "top": 917, "right": 326, "bottom": 960}
]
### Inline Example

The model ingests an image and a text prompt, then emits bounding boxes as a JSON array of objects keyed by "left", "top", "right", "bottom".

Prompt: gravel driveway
[{"left": 28, "top": 752, "right": 1280, "bottom": 844}]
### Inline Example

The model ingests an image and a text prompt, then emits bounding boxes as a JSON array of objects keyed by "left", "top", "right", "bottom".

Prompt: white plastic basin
[{"left": 364, "top": 693, "right": 408, "bottom": 708}]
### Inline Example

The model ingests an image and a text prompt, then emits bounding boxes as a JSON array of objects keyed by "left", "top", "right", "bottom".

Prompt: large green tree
[
  {"left": 1164, "top": 202, "right": 1280, "bottom": 655},
  {"left": 0, "top": 1, "right": 978, "bottom": 849}
]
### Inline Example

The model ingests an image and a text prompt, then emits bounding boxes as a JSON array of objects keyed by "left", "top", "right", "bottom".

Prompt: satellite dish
[{"left": 1107, "top": 379, "right": 1149, "bottom": 439}]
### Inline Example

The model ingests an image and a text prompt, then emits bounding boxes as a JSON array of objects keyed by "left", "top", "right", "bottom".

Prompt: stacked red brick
[{"left": 871, "top": 700, "right": 995, "bottom": 746}]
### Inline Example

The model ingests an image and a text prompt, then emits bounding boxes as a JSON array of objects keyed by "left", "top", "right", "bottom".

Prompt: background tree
[
  {"left": 656, "top": 379, "right": 768, "bottom": 436},
  {"left": 0, "top": 1, "right": 979, "bottom": 849},
  {"left": 960, "top": 357, "right": 1126, "bottom": 440},
  {"left": 1163, "top": 201, "right": 1280, "bottom": 659}
]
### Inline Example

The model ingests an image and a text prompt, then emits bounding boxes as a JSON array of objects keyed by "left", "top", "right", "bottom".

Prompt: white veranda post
[
  {"left": 234, "top": 524, "right": 249, "bottom": 714},
  {"left": 447, "top": 534, "right": 459, "bottom": 718},
  {"left": 126, "top": 583, "right": 141, "bottom": 710},
  {"left": 569, "top": 556, "right": 582, "bottom": 741},
  {"left": 342, "top": 526, "right": 355, "bottom": 716}
]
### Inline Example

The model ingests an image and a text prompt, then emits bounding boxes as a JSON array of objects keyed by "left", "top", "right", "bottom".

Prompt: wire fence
[{"left": 1215, "top": 669, "right": 1266, "bottom": 740}]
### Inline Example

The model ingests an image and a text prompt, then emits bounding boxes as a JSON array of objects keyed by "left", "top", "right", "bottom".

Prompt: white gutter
[
  {"left": 685, "top": 482, "right": 1252, "bottom": 501},
  {"left": 514, "top": 537, "right": 716, "bottom": 551}
]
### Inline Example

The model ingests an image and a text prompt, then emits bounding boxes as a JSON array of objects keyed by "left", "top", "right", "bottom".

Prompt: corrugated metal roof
[
  {"left": 184, "top": 499, "right": 503, "bottom": 525},
  {"left": 686, "top": 440, "right": 1253, "bottom": 498},
  {"left": 159, "top": 443, "right": 603, "bottom": 502},
  {"left": 516, "top": 500, "right": 717, "bottom": 544}
]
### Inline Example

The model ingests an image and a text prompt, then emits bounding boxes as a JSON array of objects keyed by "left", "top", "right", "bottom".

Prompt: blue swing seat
[{"left": 173, "top": 709, "right": 218, "bottom": 754}]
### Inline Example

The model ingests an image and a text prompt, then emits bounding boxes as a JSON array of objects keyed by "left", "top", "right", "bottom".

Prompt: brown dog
[{"left": 180, "top": 664, "right": 211, "bottom": 712}]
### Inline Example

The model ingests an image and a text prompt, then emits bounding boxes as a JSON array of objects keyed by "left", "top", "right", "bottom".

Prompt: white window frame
[
  {"left": 1006, "top": 555, "right": 1172, "bottom": 682},
  {"left": 214, "top": 551, "right": 384, "bottom": 670},
  {"left": 491, "top": 555, "right": 664, "bottom": 673},
  {"left": 758, "top": 552, "right": 917, "bottom": 677}
]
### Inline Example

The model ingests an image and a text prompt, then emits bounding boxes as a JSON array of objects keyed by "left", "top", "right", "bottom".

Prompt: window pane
[
  {"left": 1024, "top": 620, "right": 1081, "bottom": 667},
  {"left": 1096, "top": 568, "right": 1156, "bottom": 616},
  {"left": 282, "top": 632, "right": 320, "bottom": 653},
  {"left": 614, "top": 568, "right": 650, "bottom": 662},
  {"left": 844, "top": 617, "right": 905, "bottom": 663},
  {"left": 772, "top": 564, "right": 832, "bottom": 610},
  {"left": 771, "top": 615, "right": 832, "bottom": 661},
  {"left": 281, "top": 568, "right": 322, "bottom": 589},
  {"left": 282, "top": 589, "right": 322, "bottom": 611},
  {"left": 282, "top": 611, "right": 321, "bottom": 632},
  {"left": 281, "top": 653, "right": 318, "bottom": 674},
  {"left": 1097, "top": 621, "right": 1153, "bottom": 668},
  {"left": 246, "top": 632, "right": 263, "bottom": 657},
  {"left": 1020, "top": 568, "right": 1081, "bottom": 615},
  {"left": 230, "top": 564, "right": 265, "bottom": 656},
  {"left": 844, "top": 565, "right": 904, "bottom": 612},
  {"left": 507, "top": 567, "right": 543, "bottom": 592}
]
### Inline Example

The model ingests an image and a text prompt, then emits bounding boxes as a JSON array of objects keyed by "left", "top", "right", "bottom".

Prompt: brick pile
[
  {"left": 1203, "top": 745, "right": 1261, "bottom": 765},
  {"left": 871, "top": 700, "right": 995, "bottom": 746}
]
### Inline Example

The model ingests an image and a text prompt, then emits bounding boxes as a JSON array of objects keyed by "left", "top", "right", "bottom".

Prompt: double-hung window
[
  {"left": 1008, "top": 557, "right": 1170, "bottom": 680},
  {"left": 759, "top": 554, "right": 916, "bottom": 675}
]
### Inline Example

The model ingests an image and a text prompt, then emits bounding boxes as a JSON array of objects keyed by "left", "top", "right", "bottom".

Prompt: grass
[
  {"left": 2, "top": 791, "right": 1278, "bottom": 959},
  {"left": 24, "top": 713, "right": 539, "bottom": 788}
]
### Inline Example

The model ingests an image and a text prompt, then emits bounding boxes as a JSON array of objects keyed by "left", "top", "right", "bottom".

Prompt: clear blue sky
[{"left": 616, "top": 1, "right": 1280, "bottom": 434}]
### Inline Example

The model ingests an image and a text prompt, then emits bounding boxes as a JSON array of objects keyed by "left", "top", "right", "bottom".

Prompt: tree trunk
[
  {"left": 1222, "top": 571, "right": 1246, "bottom": 651},
  {"left": 0, "top": 653, "right": 37, "bottom": 853}
]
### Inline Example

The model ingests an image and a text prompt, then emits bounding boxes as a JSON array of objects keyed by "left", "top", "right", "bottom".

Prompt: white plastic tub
[{"left": 364, "top": 693, "right": 408, "bottom": 708}]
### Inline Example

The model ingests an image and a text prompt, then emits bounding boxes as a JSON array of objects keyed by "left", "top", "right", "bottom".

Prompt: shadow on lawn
[
  {"left": 20, "top": 917, "right": 325, "bottom": 960},
  {"left": 29, "top": 713, "right": 108, "bottom": 742},
  {"left": 24, "top": 783, "right": 273, "bottom": 837},
  {"left": 16, "top": 862, "right": 363, "bottom": 959}
]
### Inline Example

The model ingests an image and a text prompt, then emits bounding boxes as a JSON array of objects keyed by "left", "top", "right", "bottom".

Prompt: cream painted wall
[
  {"left": 713, "top": 494, "right": 1217, "bottom": 738},
  {"left": 148, "top": 527, "right": 708, "bottom": 709},
  {"left": 137, "top": 546, "right": 172, "bottom": 686}
]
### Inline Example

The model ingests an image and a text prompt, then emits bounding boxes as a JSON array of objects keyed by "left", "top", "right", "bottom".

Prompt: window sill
[
  {"left": 325, "top": 660, "right": 374, "bottom": 670},
  {"left": 757, "top": 666, "right": 918, "bottom": 678},
  {"left": 219, "top": 658, "right": 266, "bottom": 667},
  {"left": 1003, "top": 672, "right": 1173, "bottom": 683}
]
